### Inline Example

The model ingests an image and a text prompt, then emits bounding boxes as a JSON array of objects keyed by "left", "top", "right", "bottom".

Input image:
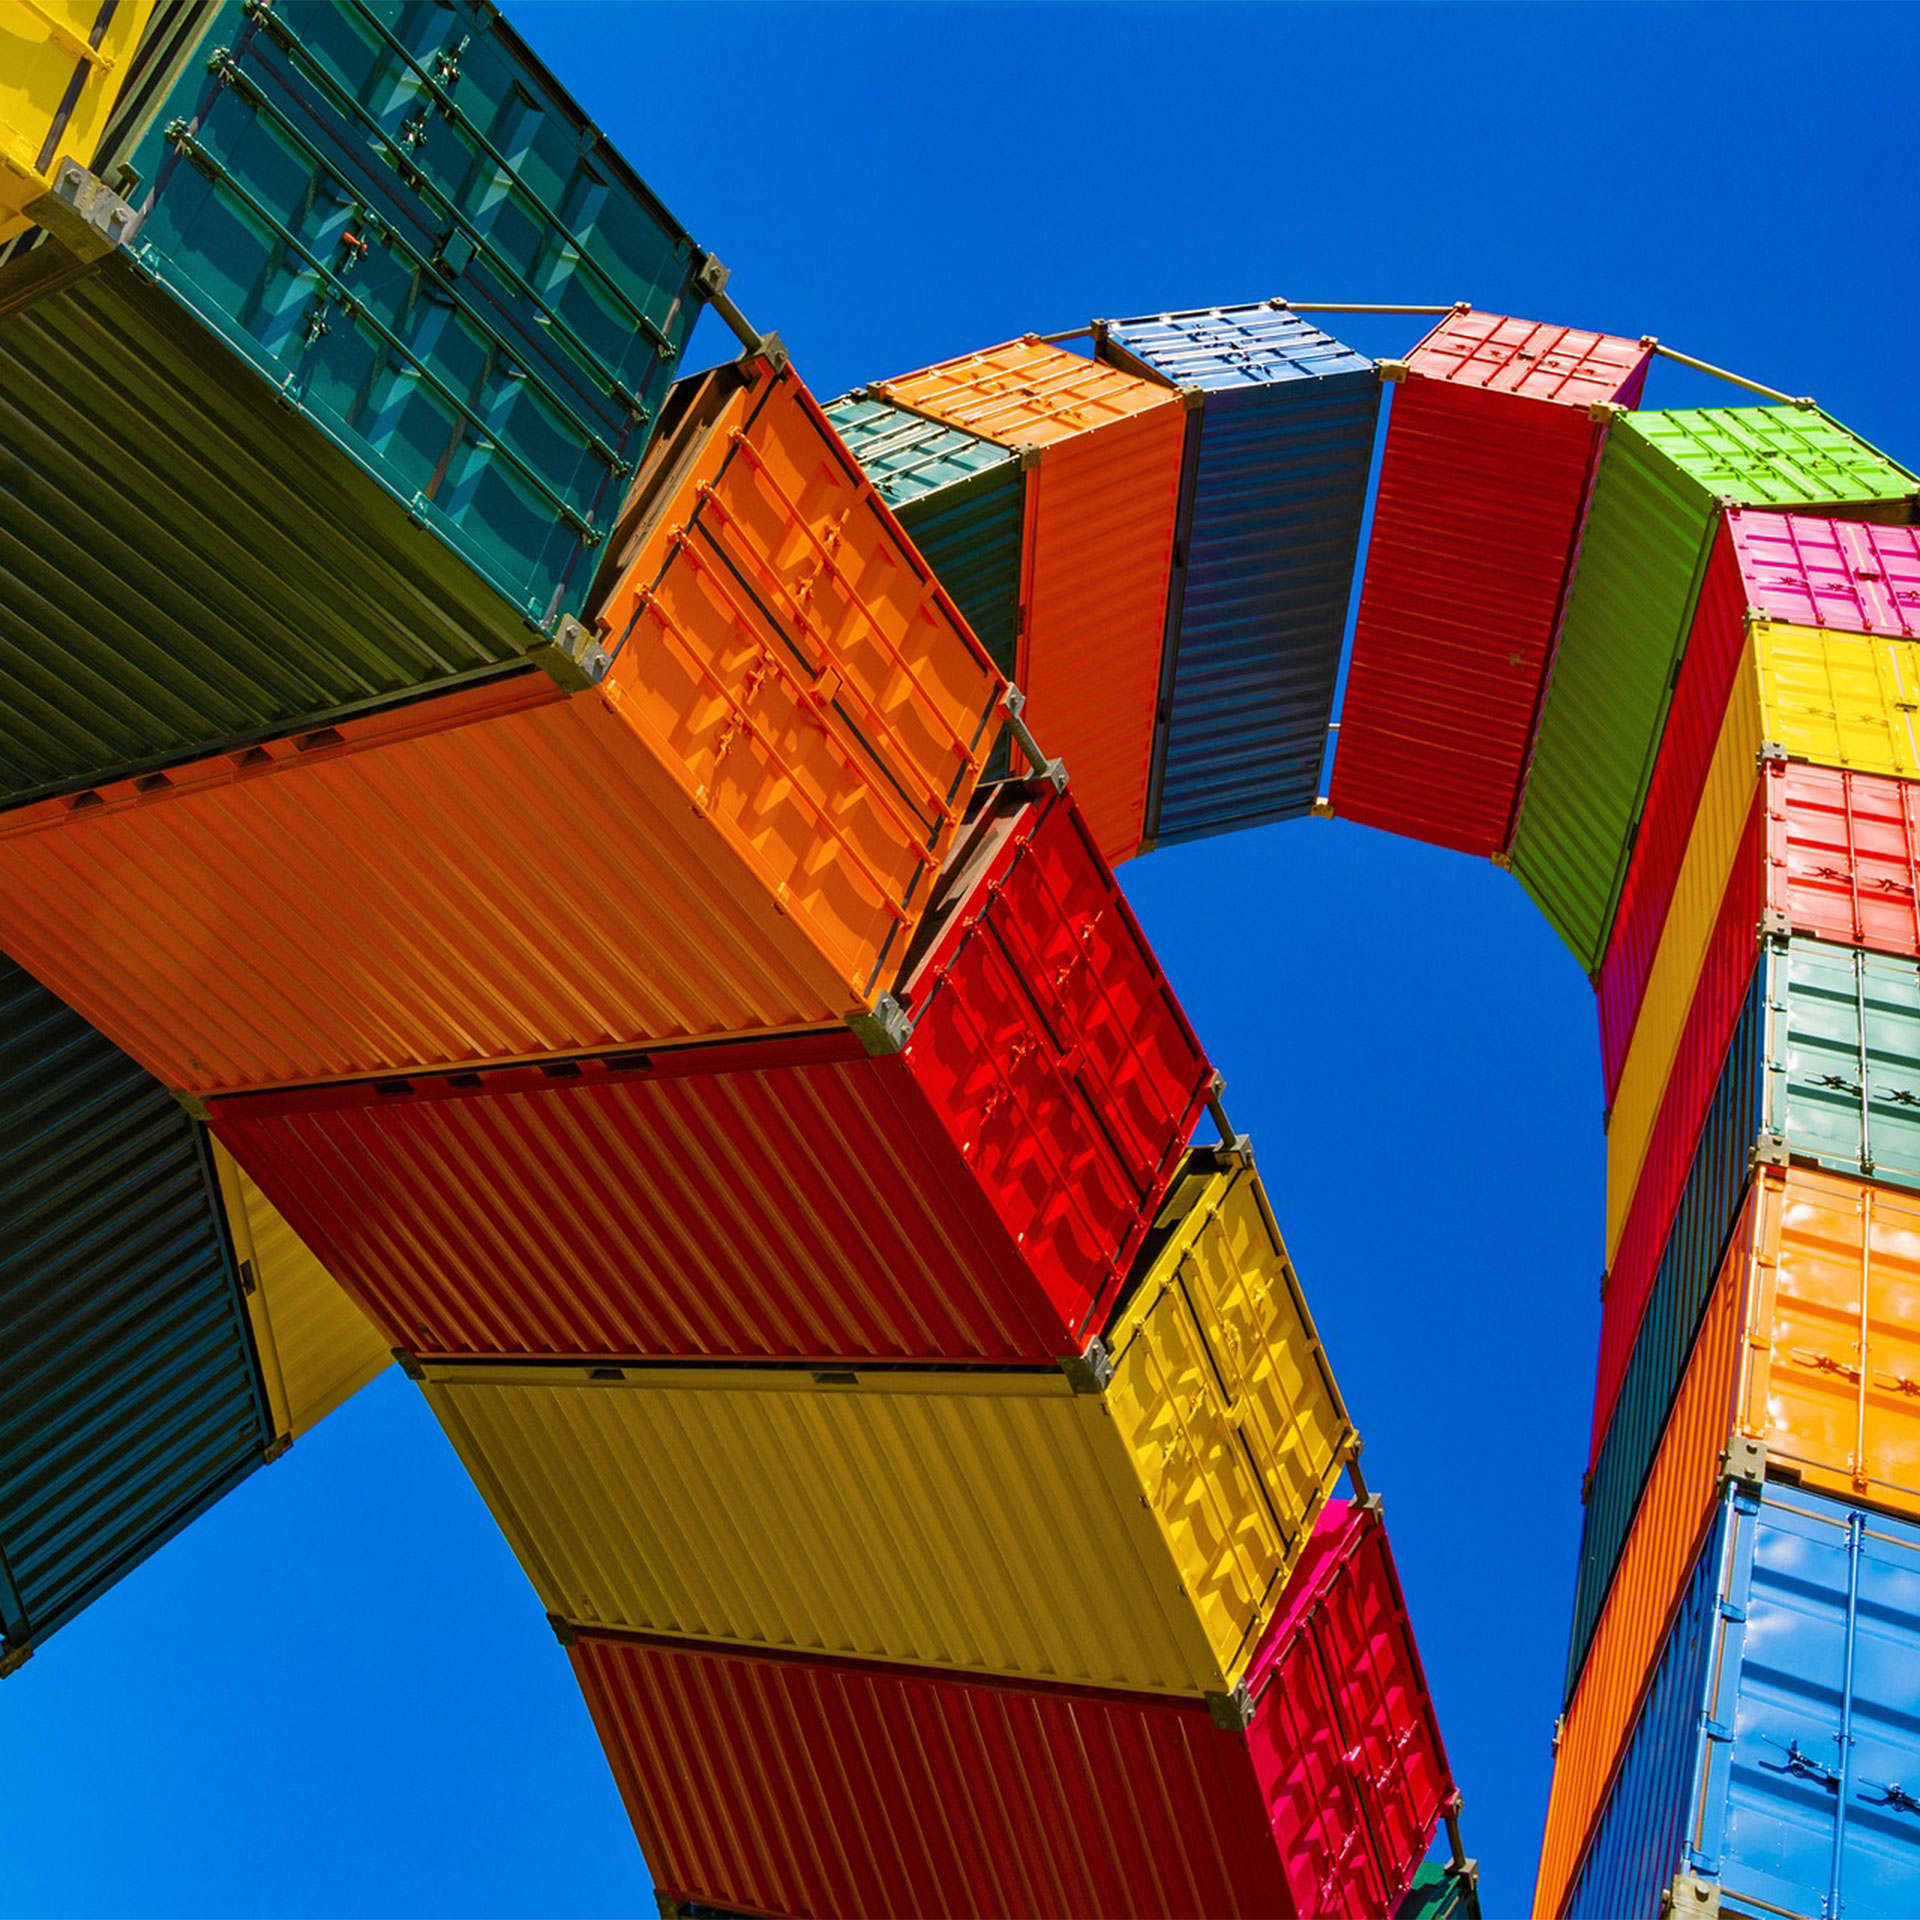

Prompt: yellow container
[
  {"left": 213, "top": 1145, "right": 389, "bottom": 1446},
  {"left": 418, "top": 1146, "right": 1354, "bottom": 1703},
  {"left": 0, "top": 0, "right": 152, "bottom": 244},
  {"left": 1606, "top": 620, "right": 1920, "bottom": 1257}
]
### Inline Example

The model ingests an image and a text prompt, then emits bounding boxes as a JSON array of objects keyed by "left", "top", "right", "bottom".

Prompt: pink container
[{"left": 568, "top": 1500, "right": 1454, "bottom": 1920}]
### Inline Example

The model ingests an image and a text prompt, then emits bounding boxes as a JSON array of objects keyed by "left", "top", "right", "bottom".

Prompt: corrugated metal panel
[
  {"left": 211, "top": 782, "right": 1210, "bottom": 1365},
  {"left": 212, "top": 1145, "right": 387, "bottom": 1444},
  {"left": 1098, "top": 306, "right": 1380, "bottom": 844},
  {"left": 0, "top": 256, "right": 552, "bottom": 807},
  {"left": 1572, "top": 971, "right": 1764, "bottom": 1697},
  {"left": 1593, "top": 801, "right": 1765, "bottom": 1454},
  {"left": 1768, "top": 761, "right": 1920, "bottom": 955},
  {"left": 1328, "top": 376, "right": 1604, "bottom": 855},
  {"left": 0, "top": 363, "right": 1008, "bottom": 1094},
  {"left": 823, "top": 394, "right": 1024, "bottom": 682},
  {"left": 1735, "top": 511, "right": 1920, "bottom": 636},
  {"left": 1606, "top": 671, "right": 1765, "bottom": 1261},
  {"left": 0, "top": 0, "right": 154, "bottom": 244},
  {"left": 0, "top": 951, "right": 267, "bottom": 1667},
  {"left": 1760, "top": 621, "right": 1920, "bottom": 774},
  {"left": 1534, "top": 1256, "right": 1741, "bottom": 1920},
  {"left": 567, "top": 1496, "right": 1446, "bottom": 1920},
  {"left": 1402, "top": 310, "right": 1650, "bottom": 407},
  {"left": 872, "top": 340, "right": 1185, "bottom": 864},
  {"left": 1398, "top": 1864, "right": 1483, "bottom": 1920},
  {"left": 1246, "top": 1500, "right": 1453, "bottom": 1916},
  {"left": 1559, "top": 1502, "right": 1727, "bottom": 1920},
  {"left": 1596, "top": 520, "right": 1756, "bottom": 1105},
  {"left": 1510, "top": 418, "right": 1724, "bottom": 968},
  {"left": 424, "top": 1344, "right": 1273, "bottom": 1699},
  {"left": 1685, "top": 1486, "right": 1920, "bottom": 1917},
  {"left": 113, "top": 0, "right": 707, "bottom": 620},
  {"left": 1513, "top": 412, "right": 1918, "bottom": 971}
]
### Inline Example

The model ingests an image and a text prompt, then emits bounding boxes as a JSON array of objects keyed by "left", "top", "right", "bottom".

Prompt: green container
[
  {"left": 0, "top": 0, "right": 710, "bottom": 806},
  {"left": 824, "top": 393, "right": 1024, "bottom": 683},
  {"left": 1395, "top": 1862, "right": 1481, "bottom": 1920},
  {"left": 1510, "top": 406, "right": 1918, "bottom": 969}
]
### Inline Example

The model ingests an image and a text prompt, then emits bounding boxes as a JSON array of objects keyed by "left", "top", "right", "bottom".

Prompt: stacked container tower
[{"left": 2, "top": 6, "right": 1918, "bottom": 1917}]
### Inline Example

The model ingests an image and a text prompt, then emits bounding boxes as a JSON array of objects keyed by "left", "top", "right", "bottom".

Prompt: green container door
[
  {"left": 1767, "top": 937, "right": 1920, "bottom": 1189},
  {"left": 1511, "top": 407, "right": 1918, "bottom": 969},
  {"left": 825, "top": 394, "right": 1024, "bottom": 682}
]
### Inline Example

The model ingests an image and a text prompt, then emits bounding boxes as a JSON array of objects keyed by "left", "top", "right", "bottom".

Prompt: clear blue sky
[{"left": 6, "top": 7, "right": 1919, "bottom": 1918}]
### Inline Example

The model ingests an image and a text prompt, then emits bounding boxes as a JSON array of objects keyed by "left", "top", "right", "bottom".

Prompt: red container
[
  {"left": 1329, "top": 312, "right": 1649, "bottom": 856},
  {"left": 568, "top": 1498, "right": 1452, "bottom": 1920},
  {"left": 1768, "top": 761, "right": 1920, "bottom": 954},
  {"left": 1591, "top": 796, "right": 1766, "bottom": 1461},
  {"left": 208, "top": 780, "right": 1212, "bottom": 1366},
  {"left": 1597, "top": 510, "right": 1920, "bottom": 1101}
]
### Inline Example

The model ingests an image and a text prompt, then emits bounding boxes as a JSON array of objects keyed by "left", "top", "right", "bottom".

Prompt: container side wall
[
  {"left": 1329, "top": 379, "right": 1597, "bottom": 855},
  {"left": 0, "top": 953, "right": 267, "bottom": 1657}
]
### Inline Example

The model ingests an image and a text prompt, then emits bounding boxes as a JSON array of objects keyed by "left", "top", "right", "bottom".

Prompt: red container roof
[{"left": 1407, "top": 309, "right": 1651, "bottom": 408}]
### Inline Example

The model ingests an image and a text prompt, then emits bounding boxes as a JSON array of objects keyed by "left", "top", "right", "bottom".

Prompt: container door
[{"left": 1840, "top": 1500, "right": 1920, "bottom": 1910}]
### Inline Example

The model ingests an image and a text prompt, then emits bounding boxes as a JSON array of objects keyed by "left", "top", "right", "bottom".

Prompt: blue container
[
  {"left": 1096, "top": 304, "right": 1379, "bottom": 846},
  {"left": 1563, "top": 1482, "right": 1920, "bottom": 1920},
  {"left": 0, "top": 954, "right": 269, "bottom": 1672},
  {"left": 1573, "top": 934, "right": 1920, "bottom": 1702}
]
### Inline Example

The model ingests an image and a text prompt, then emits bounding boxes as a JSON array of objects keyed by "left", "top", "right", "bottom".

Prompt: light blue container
[
  {"left": 0, "top": 953, "right": 269, "bottom": 1672},
  {"left": 1097, "top": 304, "right": 1378, "bottom": 845},
  {"left": 1564, "top": 1482, "right": 1920, "bottom": 1920}
]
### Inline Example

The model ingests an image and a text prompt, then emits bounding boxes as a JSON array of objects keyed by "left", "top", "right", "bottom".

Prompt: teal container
[
  {"left": 823, "top": 393, "right": 1023, "bottom": 683},
  {"left": 0, "top": 0, "right": 709, "bottom": 805},
  {"left": 1511, "top": 406, "right": 1919, "bottom": 970},
  {"left": 0, "top": 950, "right": 270, "bottom": 1672},
  {"left": 1395, "top": 1862, "right": 1481, "bottom": 1920}
]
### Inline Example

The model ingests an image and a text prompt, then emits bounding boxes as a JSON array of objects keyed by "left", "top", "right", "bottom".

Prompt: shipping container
[
  {"left": 1576, "top": 943, "right": 1920, "bottom": 1694},
  {"left": 418, "top": 1148, "right": 1353, "bottom": 1700},
  {"left": 567, "top": 1498, "right": 1449, "bottom": 1920},
  {"left": 0, "top": 949, "right": 268, "bottom": 1672},
  {"left": 0, "top": 0, "right": 714, "bottom": 807},
  {"left": 0, "top": 0, "right": 152, "bottom": 245},
  {"left": 212, "top": 1146, "right": 388, "bottom": 1445},
  {"left": 823, "top": 393, "right": 1023, "bottom": 685},
  {"left": 1095, "top": 303, "right": 1380, "bottom": 844},
  {"left": 1561, "top": 1483, "right": 1920, "bottom": 1920},
  {"left": 1514, "top": 413, "right": 1919, "bottom": 968},
  {"left": 0, "top": 359, "right": 1004, "bottom": 1093},
  {"left": 1597, "top": 513, "right": 1920, "bottom": 1105},
  {"left": 1766, "top": 761, "right": 1920, "bottom": 955},
  {"left": 1328, "top": 310, "right": 1649, "bottom": 856},
  {"left": 210, "top": 780, "right": 1210, "bottom": 1365},
  {"left": 1606, "top": 620, "right": 1920, "bottom": 1258},
  {"left": 1535, "top": 1259, "right": 1744, "bottom": 1919},
  {"left": 1398, "top": 1863, "right": 1483, "bottom": 1920},
  {"left": 873, "top": 337, "right": 1186, "bottom": 863}
]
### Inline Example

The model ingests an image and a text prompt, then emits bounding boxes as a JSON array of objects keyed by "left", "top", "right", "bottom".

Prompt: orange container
[
  {"left": 875, "top": 339, "right": 1186, "bottom": 864},
  {"left": 1535, "top": 1162, "right": 1920, "bottom": 1915},
  {"left": 0, "top": 357, "right": 1005, "bottom": 1095}
]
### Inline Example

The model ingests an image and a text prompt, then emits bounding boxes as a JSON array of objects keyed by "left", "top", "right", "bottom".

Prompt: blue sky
[{"left": 6, "top": 6, "right": 1919, "bottom": 1918}]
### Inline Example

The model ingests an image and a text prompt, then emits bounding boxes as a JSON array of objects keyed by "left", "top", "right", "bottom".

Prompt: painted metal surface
[
  {"left": 212, "top": 1146, "right": 387, "bottom": 1445},
  {"left": 1760, "top": 621, "right": 1920, "bottom": 775},
  {"left": 1398, "top": 1863, "right": 1483, "bottom": 1920},
  {"left": 210, "top": 781, "right": 1210, "bottom": 1365},
  {"left": 1329, "top": 312, "right": 1649, "bottom": 855},
  {"left": 1514, "top": 412, "right": 1918, "bottom": 970},
  {"left": 874, "top": 338, "right": 1185, "bottom": 862},
  {"left": 0, "top": 367, "right": 1004, "bottom": 1092},
  {"left": 1534, "top": 1258, "right": 1741, "bottom": 1920},
  {"left": 1593, "top": 800, "right": 1764, "bottom": 1457},
  {"left": 0, "top": 0, "right": 152, "bottom": 243},
  {"left": 1564, "top": 1485, "right": 1920, "bottom": 1920},
  {"left": 567, "top": 1498, "right": 1447, "bottom": 1920},
  {"left": 1767, "top": 761, "right": 1920, "bottom": 956},
  {"left": 111, "top": 0, "right": 707, "bottom": 623},
  {"left": 0, "top": 950, "right": 268, "bottom": 1670},
  {"left": 419, "top": 1184, "right": 1352, "bottom": 1700},
  {"left": 1734, "top": 511, "right": 1920, "bottom": 637},
  {"left": 1606, "top": 710, "right": 1764, "bottom": 1265},
  {"left": 823, "top": 393, "right": 1024, "bottom": 684},
  {"left": 1098, "top": 304, "right": 1380, "bottom": 844}
]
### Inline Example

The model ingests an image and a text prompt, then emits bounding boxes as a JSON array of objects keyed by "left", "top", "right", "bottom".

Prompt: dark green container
[
  {"left": 0, "top": 0, "right": 710, "bottom": 805},
  {"left": 0, "top": 951, "right": 270, "bottom": 1672},
  {"left": 1511, "top": 405, "right": 1919, "bottom": 970},
  {"left": 1396, "top": 1861, "right": 1482, "bottom": 1920}
]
